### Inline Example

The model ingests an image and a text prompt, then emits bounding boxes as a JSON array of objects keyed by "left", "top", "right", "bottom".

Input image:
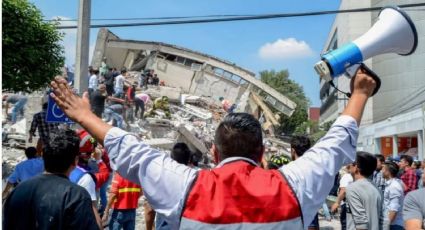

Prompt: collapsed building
[
  {"left": 90, "top": 28, "right": 296, "bottom": 163},
  {"left": 92, "top": 29, "right": 296, "bottom": 121}
]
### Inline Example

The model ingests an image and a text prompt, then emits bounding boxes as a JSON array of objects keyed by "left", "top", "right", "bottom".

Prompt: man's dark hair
[
  {"left": 400, "top": 155, "right": 413, "bottom": 166},
  {"left": 290, "top": 136, "right": 311, "bottom": 157},
  {"left": 171, "top": 143, "right": 191, "bottom": 165},
  {"left": 375, "top": 154, "right": 385, "bottom": 163},
  {"left": 42, "top": 102, "right": 48, "bottom": 110},
  {"left": 214, "top": 113, "right": 263, "bottom": 161},
  {"left": 355, "top": 151, "right": 377, "bottom": 178},
  {"left": 24, "top": 147, "right": 37, "bottom": 159},
  {"left": 121, "top": 68, "right": 127, "bottom": 74},
  {"left": 43, "top": 129, "right": 80, "bottom": 174},
  {"left": 384, "top": 161, "right": 399, "bottom": 178}
]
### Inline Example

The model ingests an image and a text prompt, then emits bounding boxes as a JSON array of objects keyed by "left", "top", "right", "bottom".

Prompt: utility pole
[{"left": 74, "top": 0, "right": 91, "bottom": 94}]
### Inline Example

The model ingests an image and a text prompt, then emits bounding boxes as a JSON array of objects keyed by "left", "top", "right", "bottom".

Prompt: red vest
[
  {"left": 111, "top": 173, "right": 141, "bottom": 210},
  {"left": 181, "top": 160, "right": 303, "bottom": 229}
]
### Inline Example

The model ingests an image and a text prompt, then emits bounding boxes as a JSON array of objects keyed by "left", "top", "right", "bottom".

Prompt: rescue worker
[
  {"left": 102, "top": 172, "right": 141, "bottom": 230},
  {"left": 146, "top": 96, "right": 171, "bottom": 119},
  {"left": 267, "top": 154, "right": 291, "bottom": 169},
  {"left": 69, "top": 129, "right": 102, "bottom": 226},
  {"left": 50, "top": 66, "right": 377, "bottom": 229}
]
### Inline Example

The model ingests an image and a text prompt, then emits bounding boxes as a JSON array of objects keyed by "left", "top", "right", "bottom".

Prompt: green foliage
[
  {"left": 259, "top": 70, "right": 310, "bottom": 135},
  {"left": 2, "top": 0, "right": 64, "bottom": 92}
]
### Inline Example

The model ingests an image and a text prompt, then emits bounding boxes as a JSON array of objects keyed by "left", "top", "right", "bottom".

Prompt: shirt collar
[
  {"left": 217, "top": 157, "right": 259, "bottom": 168},
  {"left": 385, "top": 178, "right": 394, "bottom": 186}
]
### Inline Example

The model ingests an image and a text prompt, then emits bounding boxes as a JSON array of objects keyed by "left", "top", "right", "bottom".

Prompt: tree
[
  {"left": 259, "top": 70, "right": 310, "bottom": 135},
  {"left": 2, "top": 0, "right": 64, "bottom": 92}
]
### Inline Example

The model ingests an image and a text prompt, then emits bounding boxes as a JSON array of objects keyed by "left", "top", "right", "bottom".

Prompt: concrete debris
[
  {"left": 177, "top": 125, "right": 209, "bottom": 157},
  {"left": 143, "top": 138, "right": 175, "bottom": 149},
  {"left": 2, "top": 119, "right": 27, "bottom": 148},
  {"left": 170, "top": 104, "right": 212, "bottom": 121}
]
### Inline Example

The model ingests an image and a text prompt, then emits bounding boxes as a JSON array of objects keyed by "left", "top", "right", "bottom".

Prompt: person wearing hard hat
[{"left": 70, "top": 129, "right": 102, "bottom": 227}]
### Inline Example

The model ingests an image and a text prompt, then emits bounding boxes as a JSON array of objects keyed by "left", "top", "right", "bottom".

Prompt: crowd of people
[
  {"left": 85, "top": 66, "right": 171, "bottom": 130},
  {"left": 330, "top": 153, "right": 425, "bottom": 230},
  {"left": 2, "top": 66, "right": 425, "bottom": 230}
]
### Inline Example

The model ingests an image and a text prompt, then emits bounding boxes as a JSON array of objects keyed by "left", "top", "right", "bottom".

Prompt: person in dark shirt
[
  {"left": 29, "top": 102, "right": 59, "bottom": 154},
  {"left": 104, "top": 68, "right": 115, "bottom": 96},
  {"left": 3, "top": 129, "right": 101, "bottom": 230},
  {"left": 91, "top": 84, "right": 108, "bottom": 118}
]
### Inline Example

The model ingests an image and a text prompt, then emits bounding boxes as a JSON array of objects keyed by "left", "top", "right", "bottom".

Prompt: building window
[
  {"left": 327, "top": 29, "right": 338, "bottom": 51},
  {"left": 239, "top": 78, "right": 248, "bottom": 86},
  {"left": 176, "top": 56, "right": 185, "bottom": 65},
  {"left": 231, "top": 74, "right": 241, "bottom": 83},
  {"left": 223, "top": 71, "right": 233, "bottom": 80},
  {"left": 213, "top": 67, "right": 224, "bottom": 76}
]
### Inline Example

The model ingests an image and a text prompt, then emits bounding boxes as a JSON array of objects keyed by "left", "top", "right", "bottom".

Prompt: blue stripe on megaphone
[{"left": 322, "top": 42, "right": 363, "bottom": 78}]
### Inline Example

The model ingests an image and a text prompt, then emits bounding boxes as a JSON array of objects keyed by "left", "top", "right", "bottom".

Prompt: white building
[{"left": 319, "top": 0, "right": 425, "bottom": 160}]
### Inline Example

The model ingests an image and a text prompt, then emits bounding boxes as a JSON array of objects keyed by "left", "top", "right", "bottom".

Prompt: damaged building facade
[{"left": 92, "top": 29, "right": 296, "bottom": 128}]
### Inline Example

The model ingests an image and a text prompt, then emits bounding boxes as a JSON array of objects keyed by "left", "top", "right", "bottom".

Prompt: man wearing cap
[{"left": 70, "top": 129, "right": 101, "bottom": 226}]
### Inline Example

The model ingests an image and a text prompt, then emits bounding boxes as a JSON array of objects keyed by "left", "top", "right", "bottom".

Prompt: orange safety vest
[
  {"left": 111, "top": 173, "right": 141, "bottom": 210},
  {"left": 180, "top": 160, "right": 303, "bottom": 229}
]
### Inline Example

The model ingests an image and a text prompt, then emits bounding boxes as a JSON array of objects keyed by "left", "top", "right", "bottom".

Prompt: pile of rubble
[
  {"left": 123, "top": 80, "right": 224, "bottom": 166},
  {"left": 2, "top": 119, "right": 27, "bottom": 149}
]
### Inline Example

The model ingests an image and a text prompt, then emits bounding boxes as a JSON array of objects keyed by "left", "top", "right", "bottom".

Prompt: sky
[{"left": 31, "top": 0, "right": 342, "bottom": 106}]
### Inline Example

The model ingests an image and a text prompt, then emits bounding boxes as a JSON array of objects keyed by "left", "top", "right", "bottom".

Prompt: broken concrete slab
[
  {"left": 143, "top": 138, "right": 175, "bottom": 149},
  {"left": 170, "top": 104, "right": 212, "bottom": 121},
  {"left": 177, "top": 125, "right": 209, "bottom": 157}
]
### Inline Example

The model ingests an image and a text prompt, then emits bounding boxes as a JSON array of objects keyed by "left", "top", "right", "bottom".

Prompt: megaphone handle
[{"left": 359, "top": 63, "right": 381, "bottom": 96}]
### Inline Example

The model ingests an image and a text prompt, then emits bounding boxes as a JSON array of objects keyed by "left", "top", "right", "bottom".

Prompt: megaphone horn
[{"left": 314, "top": 6, "right": 418, "bottom": 82}]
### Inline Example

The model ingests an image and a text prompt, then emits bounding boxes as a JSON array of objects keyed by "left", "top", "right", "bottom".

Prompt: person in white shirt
[
  {"left": 88, "top": 69, "right": 99, "bottom": 99},
  {"left": 50, "top": 67, "right": 377, "bottom": 229},
  {"left": 331, "top": 165, "right": 354, "bottom": 230},
  {"left": 114, "top": 68, "right": 126, "bottom": 98}
]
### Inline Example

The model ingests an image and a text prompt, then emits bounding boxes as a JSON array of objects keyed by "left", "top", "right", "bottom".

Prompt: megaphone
[{"left": 314, "top": 6, "right": 418, "bottom": 95}]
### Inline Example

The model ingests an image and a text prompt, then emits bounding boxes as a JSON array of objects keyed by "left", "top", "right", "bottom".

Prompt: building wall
[
  {"left": 149, "top": 58, "right": 196, "bottom": 92},
  {"left": 319, "top": 0, "right": 373, "bottom": 125},
  {"left": 370, "top": 0, "right": 425, "bottom": 123},
  {"left": 190, "top": 72, "right": 245, "bottom": 102}
]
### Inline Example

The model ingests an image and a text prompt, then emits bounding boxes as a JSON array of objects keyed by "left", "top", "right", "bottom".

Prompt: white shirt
[
  {"left": 88, "top": 74, "right": 98, "bottom": 89},
  {"left": 383, "top": 178, "right": 404, "bottom": 227},
  {"left": 77, "top": 173, "right": 97, "bottom": 201},
  {"left": 114, "top": 74, "right": 124, "bottom": 91},
  {"left": 338, "top": 169, "right": 353, "bottom": 205},
  {"left": 340, "top": 173, "right": 354, "bottom": 188},
  {"left": 104, "top": 115, "right": 358, "bottom": 229}
]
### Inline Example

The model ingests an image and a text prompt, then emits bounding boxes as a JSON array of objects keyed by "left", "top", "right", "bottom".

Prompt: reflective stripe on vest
[
  {"left": 180, "top": 216, "right": 303, "bottom": 230},
  {"left": 118, "top": 187, "right": 141, "bottom": 193},
  {"left": 181, "top": 160, "right": 303, "bottom": 229}
]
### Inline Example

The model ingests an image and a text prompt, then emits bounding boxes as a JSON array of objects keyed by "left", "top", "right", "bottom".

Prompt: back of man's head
[
  {"left": 214, "top": 113, "right": 263, "bottom": 162},
  {"left": 355, "top": 151, "right": 377, "bottom": 178},
  {"left": 43, "top": 129, "right": 80, "bottom": 174},
  {"left": 171, "top": 143, "right": 191, "bottom": 165},
  {"left": 290, "top": 136, "right": 311, "bottom": 159},
  {"left": 25, "top": 147, "right": 37, "bottom": 159}
]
